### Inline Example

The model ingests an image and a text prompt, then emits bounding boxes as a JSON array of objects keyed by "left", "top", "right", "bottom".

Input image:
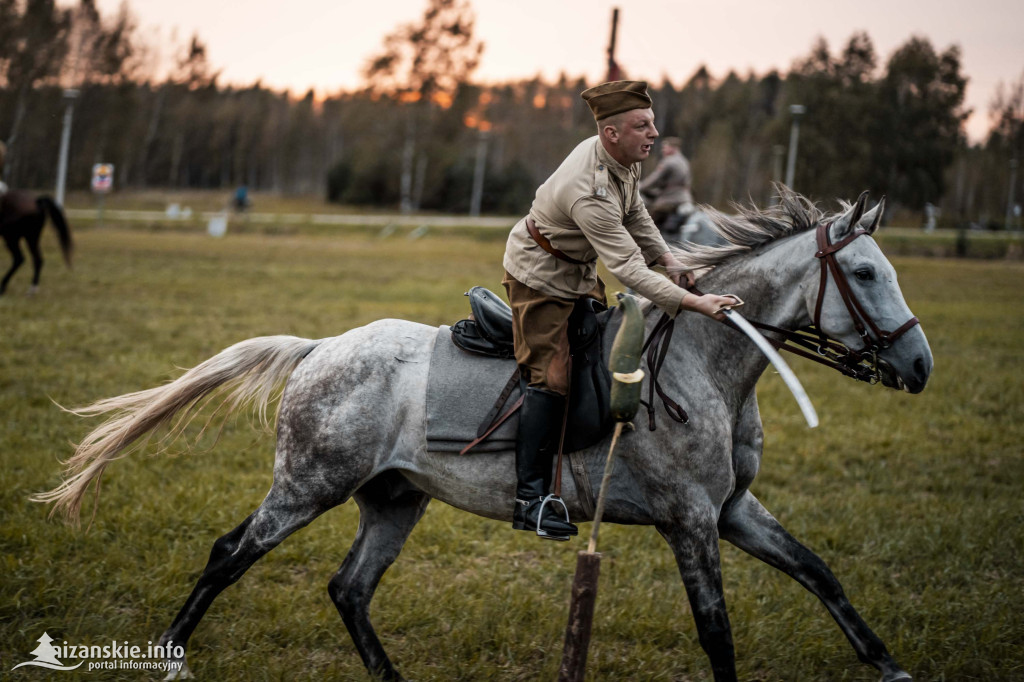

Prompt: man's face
[{"left": 609, "top": 108, "right": 658, "bottom": 165}]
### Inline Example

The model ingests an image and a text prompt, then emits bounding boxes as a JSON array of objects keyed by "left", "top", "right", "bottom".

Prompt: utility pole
[
  {"left": 606, "top": 8, "right": 621, "bottom": 82},
  {"left": 55, "top": 89, "right": 79, "bottom": 206},
  {"left": 784, "top": 104, "right": 805, "bottom": 190}
]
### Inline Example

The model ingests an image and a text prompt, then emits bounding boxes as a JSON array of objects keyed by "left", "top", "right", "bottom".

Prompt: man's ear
[{"left": 602, "top": 124, "right": 619, "bottom": 143}]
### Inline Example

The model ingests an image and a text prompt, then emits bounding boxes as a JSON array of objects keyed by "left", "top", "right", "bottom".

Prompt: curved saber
[{"left": 721, "top": 306, "right": 819, "bottom": 428}]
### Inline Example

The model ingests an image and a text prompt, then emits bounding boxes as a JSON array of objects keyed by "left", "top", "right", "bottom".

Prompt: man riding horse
[{"left": 501, "top": 80, "right": 735, "bottom": 540}]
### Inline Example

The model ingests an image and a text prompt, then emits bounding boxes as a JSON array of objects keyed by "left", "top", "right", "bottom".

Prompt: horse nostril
[{"left": 914, "top": 357, "right": 927, "bottom": 377}]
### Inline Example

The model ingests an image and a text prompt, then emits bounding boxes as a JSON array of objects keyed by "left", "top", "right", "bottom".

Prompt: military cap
[{"left": 581, "top": 81, "right": 652, "bottom": 121}]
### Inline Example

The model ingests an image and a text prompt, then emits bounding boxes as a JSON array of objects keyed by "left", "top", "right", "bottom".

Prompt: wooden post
[
  {"left": 558, "top": 422, "right": 625, "bottom": 682},
  {"left": 558, "top": 551, "right": 602, "bottom": 682},
  {"left": 559, "top": 296, "right": 643, "bottom": 681}
]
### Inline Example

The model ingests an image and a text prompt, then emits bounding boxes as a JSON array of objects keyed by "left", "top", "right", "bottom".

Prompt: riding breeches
[{"left": 502, "top": 271, "right": 605, "bottom": 396}]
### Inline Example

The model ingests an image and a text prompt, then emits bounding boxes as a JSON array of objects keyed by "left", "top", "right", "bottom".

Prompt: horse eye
[{"left": 854, "top": 268, "right": 874, "bottom": 281}]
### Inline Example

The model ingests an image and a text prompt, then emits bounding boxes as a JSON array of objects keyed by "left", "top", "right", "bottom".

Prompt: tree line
[{"left": 2, "top": 0, "right": 1022, "bottom": 228}]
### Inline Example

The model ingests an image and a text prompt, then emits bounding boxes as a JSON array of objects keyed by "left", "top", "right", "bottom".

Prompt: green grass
[{"left": 1, "top": 225, "right": 1022, "bottom": 681}]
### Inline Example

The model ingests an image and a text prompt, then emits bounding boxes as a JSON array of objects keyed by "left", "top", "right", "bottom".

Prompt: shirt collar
[{"left": 594, "top": 137, "right": 636, "bottom": 184}]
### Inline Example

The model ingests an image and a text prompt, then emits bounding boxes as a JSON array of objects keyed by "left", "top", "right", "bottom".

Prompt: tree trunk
[
  {"left": 4, "top": 83, "right": 31, "bottom": 184},
  {"left": 137, "top": 86, "right": 165, "bottom": 188},
  {"left": 412, "top": 155, "right": 427, "bottom": 211},
  {"left": 170, "top": 131, "right": 184, "bottom": 186},
  {"left": 400, "top": 117, "right": 416, "bottom": 213}
]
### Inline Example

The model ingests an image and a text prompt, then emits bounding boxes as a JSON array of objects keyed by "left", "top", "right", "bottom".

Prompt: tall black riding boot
[{"left": 512, "top": 387, "right": 579, "bottom": 539}]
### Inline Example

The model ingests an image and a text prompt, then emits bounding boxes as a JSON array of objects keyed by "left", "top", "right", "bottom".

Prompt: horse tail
[
  {"left": 32, "top": 335, "right": 322, "bottom": 525},
  {"left": 37, "top": 196, "right": 73, "bottom": 267}
]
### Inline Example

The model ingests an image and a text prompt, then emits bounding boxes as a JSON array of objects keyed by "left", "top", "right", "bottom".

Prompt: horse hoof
[
  {"left": 26, "top": 285, "right": 38, "bottom": 296},
  {"left": 164, "top": 659, "right": 194, "bottom": 680},
  {"left": 881, "top": 671, "right": 912, "bottom": 682}
]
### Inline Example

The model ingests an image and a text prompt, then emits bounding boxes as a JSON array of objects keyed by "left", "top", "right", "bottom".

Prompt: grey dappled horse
[{"left": 37, "top": 190, "right": 931, "bottom": 682}]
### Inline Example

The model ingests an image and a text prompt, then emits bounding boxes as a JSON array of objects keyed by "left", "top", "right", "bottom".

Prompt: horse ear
[
  {"left": 831, "top": 191, "right": 869, "bottom": 240},
  {"left": 858, "top": 196, "right": 886, "bottom": 235}
]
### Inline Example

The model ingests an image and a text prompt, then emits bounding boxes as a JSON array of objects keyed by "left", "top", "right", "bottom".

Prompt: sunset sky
[{"left": 96, "top": 0, "right": 1023, "bottom": 142}]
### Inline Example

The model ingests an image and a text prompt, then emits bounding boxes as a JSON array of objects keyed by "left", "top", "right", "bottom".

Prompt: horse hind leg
[
  {"left": 158, "top": 480, "right": 344, "bottom": 679},
  {"left": 26, "top": 233, "right": 43, "bottom": 294},
  {"left": 328, "top": 472, "right": 430, "bottom": 682},
  {"left": 719, "top": 490, "right": 911, "bottom": 682},
  {"left": 1, "top": 235, "right": 24, "bottom": 295}
]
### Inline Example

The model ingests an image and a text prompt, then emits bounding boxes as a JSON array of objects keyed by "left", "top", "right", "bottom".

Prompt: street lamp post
[
  {"left": 54, "top": 88, "right": 79, "bottom": 207},
  {"left": 784, "top": 104, "right": 805, "bottom": 190}
]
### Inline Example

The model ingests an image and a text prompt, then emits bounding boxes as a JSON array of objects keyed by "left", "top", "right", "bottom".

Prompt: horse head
[{"left": 810, "top": 193, "right": 933, "bottom": 393}]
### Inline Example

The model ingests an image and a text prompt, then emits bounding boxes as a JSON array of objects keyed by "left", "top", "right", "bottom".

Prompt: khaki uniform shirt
[
  {"left": 639, "top": 152, "right": 692, "bottom": 212},
  {"left": 503, "top": 136, "right": 684, "bottom": 316}
]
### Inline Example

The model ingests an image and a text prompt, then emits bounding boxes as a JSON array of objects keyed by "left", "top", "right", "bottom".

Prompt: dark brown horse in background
[{"left": 0, "top": 189, "right": 73, "bottom": 295}]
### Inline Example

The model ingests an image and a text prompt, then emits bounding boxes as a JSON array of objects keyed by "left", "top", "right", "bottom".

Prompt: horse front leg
[
  {"left": 658, "top": 505, "right": 737, "bottom": 682},
  {"left": 719, "top": 490, "right": 911, "bottom": 682},
  {"left": 327, "top": 475, "right": 430, "bottom": 682}
]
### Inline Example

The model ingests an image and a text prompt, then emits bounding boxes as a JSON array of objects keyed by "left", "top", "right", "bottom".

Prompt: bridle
[
  {"left": 812, "top": 220, "right": 920, "bottom": 353},
  {"left": 745, "top": 220, "right": 920, "bottom": 384}
]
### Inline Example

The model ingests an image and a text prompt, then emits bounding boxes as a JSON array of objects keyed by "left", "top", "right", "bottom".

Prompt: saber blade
[{"left": 723, "top": 309, "right": 819, "bottom": 428}]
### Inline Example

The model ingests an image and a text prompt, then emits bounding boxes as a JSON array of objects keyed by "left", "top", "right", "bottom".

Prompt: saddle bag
[{"left": 451, "top": 288, "right": 515, "bottom": 359}]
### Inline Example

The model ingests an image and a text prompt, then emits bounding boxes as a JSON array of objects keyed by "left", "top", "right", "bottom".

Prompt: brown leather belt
[{"left": 526, "top": 217, "right": 587, "bottom": 265}]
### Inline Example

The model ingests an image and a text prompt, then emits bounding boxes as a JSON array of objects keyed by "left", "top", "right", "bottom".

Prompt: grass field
[{"left": 1, "top": 221, "right": 1022, "bottom": 681}]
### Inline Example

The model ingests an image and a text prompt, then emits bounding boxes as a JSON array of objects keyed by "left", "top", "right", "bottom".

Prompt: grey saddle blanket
[{"left": 426, "top": 325, "right": 520, "bottom": 453}]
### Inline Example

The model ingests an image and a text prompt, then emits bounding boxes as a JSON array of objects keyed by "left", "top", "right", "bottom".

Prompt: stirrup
[{"left": 536, "top": 493, "right": 571, "bottom": 541}]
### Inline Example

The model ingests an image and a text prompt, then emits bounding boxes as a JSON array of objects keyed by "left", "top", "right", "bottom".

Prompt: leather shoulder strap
[{"left": 526, "top": 217, "right": 588, "bottom": 265}]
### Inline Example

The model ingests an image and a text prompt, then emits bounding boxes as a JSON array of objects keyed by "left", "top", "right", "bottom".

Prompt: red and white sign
[{"left": 91, "top": 163, "right": 114, "bottom": 193}]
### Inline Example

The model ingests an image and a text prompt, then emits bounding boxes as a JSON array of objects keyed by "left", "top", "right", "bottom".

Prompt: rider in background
[{"left": 639, "top": 136, "right": 693, "bottom": 241}]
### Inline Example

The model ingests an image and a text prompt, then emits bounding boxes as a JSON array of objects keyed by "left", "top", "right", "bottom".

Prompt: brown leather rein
[{"left": 739, "top": 220, "right": 920, "bottom": 385}]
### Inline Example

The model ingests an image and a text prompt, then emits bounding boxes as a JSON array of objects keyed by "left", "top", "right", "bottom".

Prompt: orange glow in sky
[{"left": 99, "top": 0, "right": 1023, "bottom": 142}]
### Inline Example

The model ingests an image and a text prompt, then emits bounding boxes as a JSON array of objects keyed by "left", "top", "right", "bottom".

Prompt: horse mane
[{"left": 669, "top": 184, "right": 839, "bottom": 271}]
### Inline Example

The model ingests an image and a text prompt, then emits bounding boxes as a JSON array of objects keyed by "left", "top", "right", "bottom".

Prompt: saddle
[{"left": 451, "top": 286, "right": 618, "bottom": 454}]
